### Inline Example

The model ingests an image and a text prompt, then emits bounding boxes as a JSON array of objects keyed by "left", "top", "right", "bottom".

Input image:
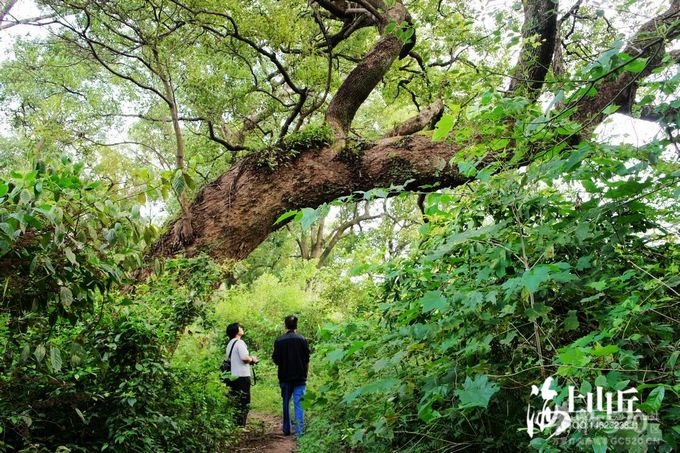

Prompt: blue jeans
[{"left": 280, "top": 382, "right": 305, "bottom": 436}]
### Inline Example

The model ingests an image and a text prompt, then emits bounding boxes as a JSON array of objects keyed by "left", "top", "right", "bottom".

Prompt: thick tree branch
[
  {"left": 508, "top": 0, "right": 558, "bottom": 97},
  {"left": 148, "top": 135, "right": 474, "bottom": 261},
  {"left": 143, "top": 0, "right": 680, "bottom": 267},
  {"left": 383, "top": 99, "right": 444, "bottom": 137},
  {"left": 325, "top": 2, "right": 408, "bottom": 145}
]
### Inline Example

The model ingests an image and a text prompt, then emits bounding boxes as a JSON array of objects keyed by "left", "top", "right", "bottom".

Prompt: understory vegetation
[
  {"left": 1, "top": 139, "right": 678, "bottom": 452},
  {"left": 1, "top": 0, "right": 680, "bottom": 451}
]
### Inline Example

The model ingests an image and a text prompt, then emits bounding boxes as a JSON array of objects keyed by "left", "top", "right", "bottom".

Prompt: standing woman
[{"left": 225, "top": 322, "right": 258, "bottom": 428}]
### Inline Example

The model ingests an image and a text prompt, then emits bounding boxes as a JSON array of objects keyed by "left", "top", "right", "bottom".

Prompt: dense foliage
[
  {"left": 0, "top": 161, "right": 236, "bottom": 451},
  {"left": 1, "top": 0, "right": 680, "bottom": 452},
  {"left": 302, "top": 141, "right": 680, "bottom": 451}
]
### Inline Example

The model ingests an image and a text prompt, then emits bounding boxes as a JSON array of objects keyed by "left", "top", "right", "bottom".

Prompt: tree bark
[
  {"left": 148, "top": 135, "right": 472, "bottom": 261},
  {"left": 148, "top": 0, "right": 680, "bottom": 264}
]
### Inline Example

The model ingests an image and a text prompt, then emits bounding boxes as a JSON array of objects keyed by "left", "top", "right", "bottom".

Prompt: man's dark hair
[
  {"left": 226, "top": 322, "right": 240, "bottom": 339},
  {"left": 284, "top": 315, "right": 298, "bottom": 330}
]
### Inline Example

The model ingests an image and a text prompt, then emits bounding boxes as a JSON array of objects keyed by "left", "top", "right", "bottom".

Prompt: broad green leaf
[
  {"left": 592, "top": 344, "right": 619, "bottom": 357},
  {"left": 580, "top": 380, "right": 592, "bottom": 395},
  {"left": 624, "top": 57, "right": 648, "bottom": 73},
  {"left": 343, "top": 378, "right": 400, "bottom": 404},
  {"left": 274, "top": 210, "right": 298, "bottom": 225},
  {"left": 64, "top": 247, "right": 77, "bottom": 266},
  {"left": 299, "top": 207, "right": 319, "bottom": 231},
  {"left": 0, "top": 222, "right": 16, "bottom": 239},
  {"left": 60, "top": 286, "right": 74, "bottom": 307},
  {"left": 522, "top": 265, "right": 550, "bottom": 292},
  {"left": 327, "top": 349, "right": 345, "bottom": 364},
  {"left": 605, "top": 179, "right": 652, "bottom": 199},
  {"left": 50, "top": 345, "right": 62, "bottom": 372},
  {"left": 19, "top": 188, "right": 32, "bottom": 204},
  {"left": 432, "top": 114, "right": 454, "bottom": 141},
  {"left": 592, "top": 438, "right": 607, "bottom": 453},
  {"left": 455, "top": 375, "right": 499, "bottom": 409},
  {"left": 34, "top": 344, "right": 46, "bottom": 363},
  {"left": 183, "top": 172, "right": 195, "bottom": 190},
  {"left": 558, "top": 347, "right": 590, "bottom": 366},
  {"left": 564, "top": 310, "right": 579, "bottom": 331},
  {"left": 564, "top": 144, "right": 590, "bottom": 171},
  {"left": 602, "top": 104, "right": 620, "bottom": 115},
  {"left": 525, "top": 303, "right": 551, "bottom": 322},
  {"left": 639, "top": 386, "right": 664, "bottom": 413},
  {"left": 588, "top": 280, "right": 608, "bottom": 291},
  {"left": 171, "top": 170, "right": 185, "bottom": 195},
  {"left": 457, "top": 161, "right": 477, "bottom": 177},
  {"left": 420, "top": 290, "right": 447, "bottom": 313}
]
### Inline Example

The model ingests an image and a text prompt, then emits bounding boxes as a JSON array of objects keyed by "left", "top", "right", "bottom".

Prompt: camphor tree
[
  {"left": 1, "top": 1, "right": 679, "bottom": 451},
  {"left": 2, "top": 0, "right": 679, "bottom": 264}
]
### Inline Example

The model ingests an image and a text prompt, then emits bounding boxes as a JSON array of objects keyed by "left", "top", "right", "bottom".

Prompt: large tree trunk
[
  {"left": 148, "top": 0, "right": 680, "bottom": 264},
  {"left": 149, "top": 135, "right": 472, "bottom": 261}
]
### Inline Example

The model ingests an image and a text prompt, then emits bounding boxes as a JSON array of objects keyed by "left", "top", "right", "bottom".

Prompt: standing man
[
  {"left": 225, "top": 322, "right": 258, "bottom": 428},
  {"left": 272, "top": 315, "right": 310, "bottom": 437}
]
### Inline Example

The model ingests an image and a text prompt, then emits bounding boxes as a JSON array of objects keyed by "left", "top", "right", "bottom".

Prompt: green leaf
[
  {"left": 0, "top": 183, "right": 8, "bottom": 197},
  {"left": 595, "top": 375, "right": 608, "bottom": 388},
  {"left": 588, "top": 280, "right": 608, "bottom": 291},
  {"left": 19, "top": 188, "right": 32, "bottom": 204},
  {"left": 582, "top": 179, "right": 600, "bottom": 193},
  {"left": 558, "top": 347, "right": 590, "bottom": 366},
  {"left": 602, "top": 104, "right": 620, "bottom": 115},
  {"left": 34, "top": 344, "right": 46, "bottom": 363},
  {"left": 525, "top": 303, "right": 551, "bottom": 322},
  {"left": 580, "top": 380, "right": 592, "bottom": 395},
  {"left": 274, "top": 210, "right": 298, "bottom": 225},
  {"left": 564, "top": 310, "right": 579, "bottom": 331},
  {"left": 0, "top": 222, "right": 16, "bottom": 239},
  {"left": 457, "top": 161, "right": 477, "bottom": 177},
  {"left": 420, "top": 290, "right": 447, "bottom": 313},
  {"left": 605, "top": 179, "right": 652, "bottom": 199},
  {"left": 64, "top": 247, "right": 77, "bottom": 266},
  {"left": 522, "top": 265, "right": 550, "bottom": 292},
  {"left": 432, "top": 114, "right": 454, "bottom": 141},
  {"left": 183, "top": 172, "right": 195, "bottom": 190},
  {"left": 50, "top": 345, "right": 62, "bottom": 372},
  {"left": 171, "top": 170, "right": 185, "bottom": 195},
  {"left": 639, "top": 386, "right": 664, "bottom": 413},
  {"left": 592, "top": 344, "right": 619, "bottom": 357},
  {"left": 592, "top": 438, "right": 607, "bottom": 453},
  {"left": 455, "top": 375, "right": 499, "bottom": 409},
  {"left": 299, "top": 207, "right": 319, "bottom": 231},
  {"left": 343, "top": 378, "right": 400, "bottom": 404},
  {"left": 575, "top": 222, "right": 590, "bottom": 242},
  {"left": 60, "top": 286, "right": 73, "bottom": 307},
  {"left": 327, "top": 349, "right": 345, "bottom": 364},
  {"left": 624, "top": 57, "right": 648, "bottom": 73}
]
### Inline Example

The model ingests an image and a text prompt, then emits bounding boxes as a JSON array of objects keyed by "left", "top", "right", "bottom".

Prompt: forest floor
[{"left": 233, "top": 411, "right": 298, "bottom": 453}]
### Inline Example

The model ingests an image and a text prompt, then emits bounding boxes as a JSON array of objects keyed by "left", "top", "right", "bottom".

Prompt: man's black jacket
[{"left": 272, "top": 331, "right": 310, "bottom": 384}]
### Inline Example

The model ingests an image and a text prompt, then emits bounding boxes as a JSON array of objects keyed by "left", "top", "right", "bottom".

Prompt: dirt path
[{"left": 233, "top": 412, "right": 298, "bottom": 453}]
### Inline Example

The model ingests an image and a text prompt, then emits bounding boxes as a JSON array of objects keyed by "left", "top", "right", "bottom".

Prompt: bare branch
[{"left": 383, "top": 99, "right": 444, "bottom": 137}]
